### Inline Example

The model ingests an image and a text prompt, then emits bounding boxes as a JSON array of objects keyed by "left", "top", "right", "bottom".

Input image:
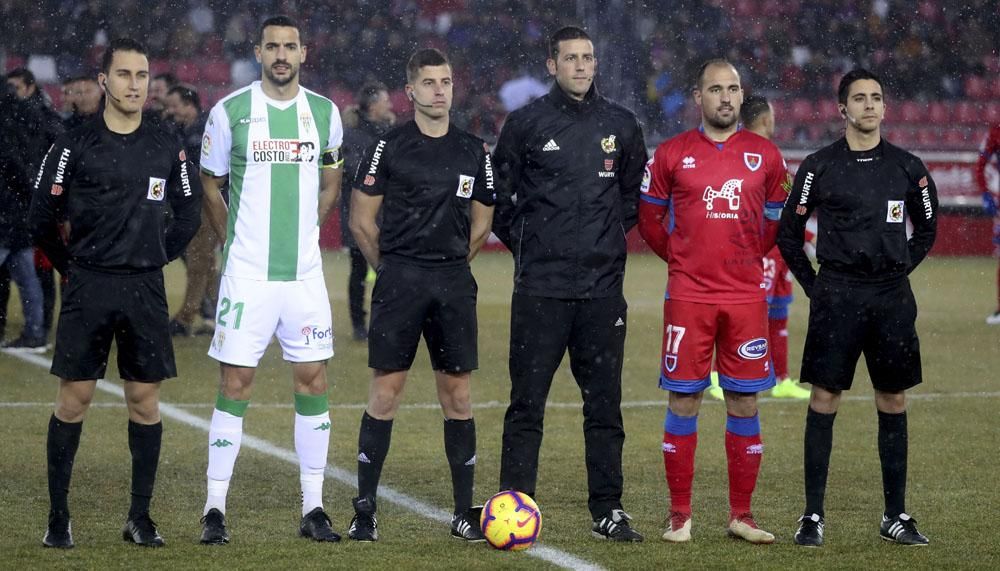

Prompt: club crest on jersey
[
  {"left": 147, "top": 177, "right": 167, "bottom": 201},
  {"left": 601, "top": 135, "right": 617, "bottom": 154},
  {"left": 604, "top": 159, "right": 614, "bottom": 171},
  {"left": 299, "top": 114, "right": 312, "bottom": 131},
  {"left": 457, "top": 175, "right": 475, "bottom": 198},
  {"left": 886, "top": 200, "right": 904, "bottom": 223},
  {"left": 664, "top": 354, "right": 678, "bottom": 373},
  {"left": 744, "top": 152, "right": 762, "bottom": 172},
  {"left": 737, "top": 338, "right": 768, "bottom": 360}
]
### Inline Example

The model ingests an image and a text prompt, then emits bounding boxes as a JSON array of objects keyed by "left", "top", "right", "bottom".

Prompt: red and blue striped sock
[
  {"left": 725, "top": 412, "right": 762, "bottom": 518},
  {"left": 663, "top": 410, "right": 698, "bottom": 516}
]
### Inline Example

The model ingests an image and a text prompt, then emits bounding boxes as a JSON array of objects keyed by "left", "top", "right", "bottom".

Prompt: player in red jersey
[
  {"left": 741, "top": 95, "right": 810, "bottom": 399},
  {"left": 976, "top": 123, "right": 1000, "bottom": 324},
  {"left": 637, "top": 59, "right": 787, "bottom": 544}
]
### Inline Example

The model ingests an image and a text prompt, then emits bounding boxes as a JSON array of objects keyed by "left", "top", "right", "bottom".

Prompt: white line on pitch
[
  {"left": 3, "top": 350, "right": 603, "bottom": 571},
  {"left": 4, "top": 390, "right": 999, "bottom": 410}
]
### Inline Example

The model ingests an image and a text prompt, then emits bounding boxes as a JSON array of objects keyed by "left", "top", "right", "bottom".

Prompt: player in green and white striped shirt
[{"left": 198, "top": 15, "right": 343, "bottom": 544}]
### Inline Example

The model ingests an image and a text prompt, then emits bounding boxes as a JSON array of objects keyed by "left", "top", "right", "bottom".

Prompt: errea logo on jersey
[
  {"left": 251, "top": 139, "right": 317, "bottom": 163},
  {"left": 682, "top": 156, "right": 696, "bottom": 169}
]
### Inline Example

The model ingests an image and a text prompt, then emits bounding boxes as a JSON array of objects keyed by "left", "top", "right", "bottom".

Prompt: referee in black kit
[
  {"left": 29, "top": 38, "right": 202, "bottom": 548},
  {"left": 491, "top": 26, "right": 647, "bottom": 541},
  {"left": 347, "top": 48, "right": 495, "bottom": 542},
  {"left": 778, "top": 68, "right": 936, "bottom": 547}
]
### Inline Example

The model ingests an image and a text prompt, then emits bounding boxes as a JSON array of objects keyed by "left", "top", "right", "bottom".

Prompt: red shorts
[{"left": 659, "top": 299, "right": 776, "bottom": 394}]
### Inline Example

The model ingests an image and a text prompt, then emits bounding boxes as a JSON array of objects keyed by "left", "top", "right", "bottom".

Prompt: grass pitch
[{"left": 1, "top": 252, "right": 997, "bottom": 570}]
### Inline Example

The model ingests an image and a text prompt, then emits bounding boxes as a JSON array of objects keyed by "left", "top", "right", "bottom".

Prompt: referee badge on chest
[
  {"left": 147, "top": 177, "right": 167, "bottom": 201},
  {"left": 886, "top": 200, "right": 904, "bottom": 223},
  {"left": 456, "top": 174, "right": 475, "bottom": 198}
]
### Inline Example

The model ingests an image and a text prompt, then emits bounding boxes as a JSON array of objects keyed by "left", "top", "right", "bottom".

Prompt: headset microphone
[
  {"left": 841, "top": 108, "right": 859, "bottom": 126},
  {"left": 408, "top": 91, "right": 435, "bottom": 108},
  {"left": 103, "top": 79, "right": 122, "bottom": 104}
]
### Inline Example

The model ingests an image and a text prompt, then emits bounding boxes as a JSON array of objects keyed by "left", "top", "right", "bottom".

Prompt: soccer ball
[{"left": 480, "top": 490, "right": 542, "bottom": 551}]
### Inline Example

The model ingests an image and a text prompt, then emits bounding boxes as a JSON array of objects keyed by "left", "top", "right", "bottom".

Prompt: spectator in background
[
  {"left": 164, "top": 84, "right": 218, "bottom": 337},
  {"left": 62, "top": 77, "right": 102, "bottom": 131},
  {"left": 147, "top": 71, "right": 178, "bottom": 121},
  {"left": 976, "top": 122, "right": 1000, "bottom": 325},
  {"left": 340, "top": 81, "right": 395, "bottom": 342},
  {"left": 1, "top": 69, "right": 62, "bottom": 351}
]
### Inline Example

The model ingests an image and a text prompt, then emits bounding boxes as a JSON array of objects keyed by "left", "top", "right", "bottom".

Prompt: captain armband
[{"left": 321, "top": 147, "right": 343, "bottom": 169}]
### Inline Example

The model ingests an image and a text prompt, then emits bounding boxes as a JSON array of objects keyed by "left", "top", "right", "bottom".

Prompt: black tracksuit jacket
[{"left": 491, "top": 84, "right": 647, "bottom": 299}]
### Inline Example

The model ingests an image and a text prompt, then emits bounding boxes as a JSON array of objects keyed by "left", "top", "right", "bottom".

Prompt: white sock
[
  {"left": 204, "top": 409, "right": 244, "bottom": 515},
  {"left": 295, "top": 411, "right": 331, "bottom": 516}
]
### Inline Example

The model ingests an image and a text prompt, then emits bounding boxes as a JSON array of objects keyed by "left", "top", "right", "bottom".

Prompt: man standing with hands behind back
[
  {"left": 492, "top": 26, "right": 648, "bottom": 542},
  {"left": 780, "top": 69, "right": 936, "bottom": 548}
]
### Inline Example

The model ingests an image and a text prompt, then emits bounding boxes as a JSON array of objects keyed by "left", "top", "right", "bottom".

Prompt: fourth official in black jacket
[{"left": 491, "top": 26, "right": 647, "bottom": 541}]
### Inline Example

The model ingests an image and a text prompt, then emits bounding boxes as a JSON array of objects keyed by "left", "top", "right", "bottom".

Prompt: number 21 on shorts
[
  {"left": 217, "top": 297, "right": 245, "bottom": 330},
  {"left": 663, "top": 324, "right": 685, "bottom": 373}
]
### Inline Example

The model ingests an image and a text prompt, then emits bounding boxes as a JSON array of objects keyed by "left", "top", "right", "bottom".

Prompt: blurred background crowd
[{"left": 2, "top": 0, "right": 999, "bottom": 147}]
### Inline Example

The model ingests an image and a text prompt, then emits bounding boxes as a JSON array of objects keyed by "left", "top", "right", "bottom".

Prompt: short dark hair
[
  {"left": 259, "top": 15, "right": 300, "bottom": 45},
  {"left": 740, "top": 94, "right": 771, "bottom": 126},
  {"left": 6, "top": 68, "right": 36, "bottom": 86},
  {"left": 101, "top": 38, "right": 148, "bottom": 74},
  {"left": 549, "top": 26, "right": 590, "bottom": 59},
  {"left": 167, "top": 83, "right": 201, "bottom": 110},
  {"left": 406, "top": 48, "right": 450, "bottom": 83},
  {"left": 694, "top": 58, "right": 735, "bottom": 90},
  {"left": 153, "top": 72, "right": 178, "bottom": 87},
  {"left": 357, "top": 81, "right": 388, "bottom": 112},
  {"left": 837, "top": 68, "right": 883, "bottom": 104}
]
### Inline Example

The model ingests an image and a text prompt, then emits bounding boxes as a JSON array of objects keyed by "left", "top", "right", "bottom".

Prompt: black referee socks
[
  {"left": 878, "top": 410, "right": 908, "bottom": 518},
  {"left": 47, "top": 414, "right": 83, "bottom": 515},
  {"left": 357, "top": 411, "right": 393, "bottom": 503},
  {"left": 803, "top": 407, "right": 836, "bottom": 517},
  {"left": 128, "top": 420, "right": 163, "bottom": 519},
  {"left": 444, "top": 418, "right": 476, "bottom": 516}
]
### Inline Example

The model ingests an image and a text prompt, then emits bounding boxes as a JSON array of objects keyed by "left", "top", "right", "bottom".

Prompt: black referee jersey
[
  {"left": 777, "top": 137, "right": 938, "bottom": 293},
  {"left": 28, "top": 117, "right": 203, "bottom": 274},
  {"left": 353, "top": 120, "right": 495, "bottom": 266}
]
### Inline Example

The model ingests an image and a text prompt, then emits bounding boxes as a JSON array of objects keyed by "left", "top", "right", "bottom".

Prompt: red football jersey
[{"left": 641, "top": 128, "right": 789, "bottom": 304}]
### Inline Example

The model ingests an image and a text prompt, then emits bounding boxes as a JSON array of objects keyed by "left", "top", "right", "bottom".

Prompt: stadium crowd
[{"left": 2, "top": 0, "right": 998, "bottom": 145}]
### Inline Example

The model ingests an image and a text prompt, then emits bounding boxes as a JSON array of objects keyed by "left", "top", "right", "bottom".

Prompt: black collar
[{"left": 548, "top": 82, "right": 599, "bottom": 115}]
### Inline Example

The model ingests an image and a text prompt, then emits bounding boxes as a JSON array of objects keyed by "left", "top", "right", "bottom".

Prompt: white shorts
[{"left": 208, "top": 275, "right": 334, "bottom": 367}]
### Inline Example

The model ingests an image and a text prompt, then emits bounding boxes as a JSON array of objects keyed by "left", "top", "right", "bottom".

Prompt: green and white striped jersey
[{"left": 201, "top": 81, "right": 343, "bottom": 281}]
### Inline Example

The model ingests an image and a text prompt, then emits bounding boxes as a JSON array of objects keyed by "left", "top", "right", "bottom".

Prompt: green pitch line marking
[{"left": 4, "top": 350, "right": 605, "bottom": 571}]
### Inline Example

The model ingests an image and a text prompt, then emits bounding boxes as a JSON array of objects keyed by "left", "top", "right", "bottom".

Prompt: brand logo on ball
[
  {"left": 737, "top": 337, "right": 768, "bottom": 360},
  {"left": 744, "top": 152, "right": 762, "bottom": 172}
]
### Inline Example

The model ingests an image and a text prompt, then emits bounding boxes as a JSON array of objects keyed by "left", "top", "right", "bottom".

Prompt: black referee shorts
[
  {"left": 801, "top": 274, "right": 921, "bottom": 392},
  {"left": 51, "top": 265, "right": 176, "bottom": 382},
  {"left": 368, "top": 262, "right": 478, "bottom": 373}
]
